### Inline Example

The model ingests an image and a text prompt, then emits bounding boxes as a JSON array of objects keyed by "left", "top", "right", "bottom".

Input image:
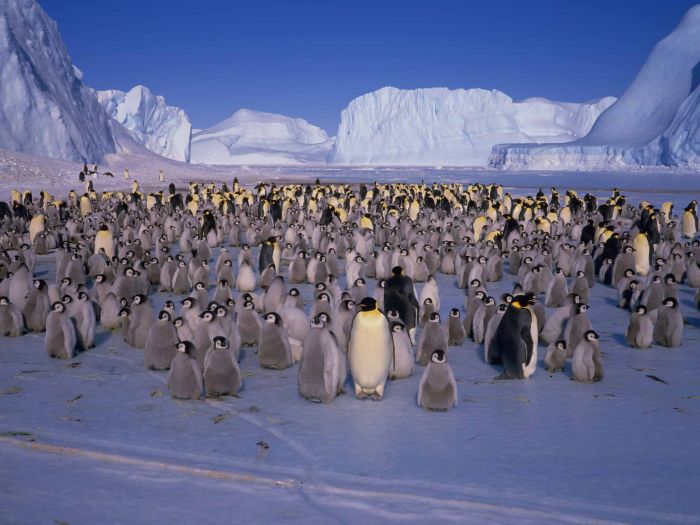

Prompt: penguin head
[
  {"left": 556, "top": 340, "right": 567, "bottom": 351},
  {"left": 264, "top": 312, "right": 282, "bottom": 325},
  {"left": 216, "top": 306, "right": 228, "bottom": 318},
  {"left": 577, "top": 303, "right": 589, "bottom": 314},
  {"left": 354, "top": 277, "right": 366, "bottom": 287},
  {"left": 158, "top": 310, "right": 171, "bottom": 321},
  {"left": 78, "top": 291, "right": 89, "bottom": 302},
  {"left": 470, "top": 278, "right": 481, "bottom": 289},
  {"left": 164, "top": 300, "right": 175, "bottom": 310},
  {"left": 213, "top": 336, "right": 229, "bottom": 349},
  {"left": 428, "top": 312, "right": 441, "bottom": 323},
  {"left": 511, "top": 293, "right": 535, "bottom": 309},
  {"left": 61, "top": 294, "right": 73, "bottom": 305},
  {"left": 48, "top": 299, "right": 67, "bottom": 312},
  {"left": 317, "top": 312, "right": 332, "bottom": 325},
  {"left": 33, "top": 279, "right": 45, "bottom": 289},
  {"left": 358, "top": 297, "right": 378, "bottom": 312},
  {"left": 663, "top": 297, "right": 678, "bottom": 308},
  {"left": 424, "top": 297, "right": 433, "bottom": 305},
  {"left": 449, "top": 308, "right": 460, "bottom": 318},
  {"left": 180, "top": 297, "right": 195, "bottom": 309},
  {"left": 575, "top": 270, "right": 585, "bottom": 278},
  {"left": 119, "top": 307, "right": 130, "bottom": 318},
  {"left": 431, "top": 350, "right": 447, "bottom": 364},
  {"left": 132, "top": 294, "right": 146, "bottom": 305},
  {"left": 386, "top": 309, "right": 400, "bottom": 320},
  {"left": 485, "top": 296, "right": 496, "bottom": 306},
  {"left": 176, "top": 341, "right": 195, "bottom": 354},
  {"left": 391, "top": 266, "right": 403, "bottom": 276},
  {"left": 623, "top": 269, "right": 635, "bottom": 278},
  {"left": 584, "top": 330, "right": 599, "bottom": 342},
  {"left": 664, "top": 273, "right": 677, "bottom": 284},
  {"left": 195, "top": 282, "right": 206, "bottom": 291},
  {"left": 634, "top": 305, "right": 648, "bottom": 315},
  {"left": 0, "top": 296, "right": 9, "bottom": 305},
  {"left": 289, "top": 288, "right": 300, "bottom": 297},
  {"left": 173, "top": 317, "right": 184, "bottom": 327},
  {"left": 391, "top": 321, "right": 405, "bottom": 333}
]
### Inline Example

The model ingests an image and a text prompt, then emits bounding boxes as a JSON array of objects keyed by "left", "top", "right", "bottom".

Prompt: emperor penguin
[
  {"left": 258, "top": 312, "right": 293, "bottom": 369},
  {"left": 447, "top": 308, "right": 466, "bottom": 346},
  {"left": 384, "top": 266, "right": 419, "bottom": 343},
  {"left": 417, "top": 312, "right": 449, "bottom": 366},
  {"left": 100, "top": 292, "right": 121, "bottom": 330},
  {"left": 626, "top": 305, "right": 654, "bottom": 349},
  {"left": 653, "top": 297, "right": 683, "bottom": 347},
  {"left": 45, "top": 301, "right": 77, "bottom": 359},
  {"left": 22, "top": 279, "right": 51, "bottom": 332},
  {"left": 259, "top": 237, "right": 280, "bottom": 273},
  {"left": 167, "top": 341, "right": 204, "bottom": 400},
  {"left": 389, "top": 321, "right": 414, "bottom": 380},
  {"left": 563, "top": 303, "right": 592, "bottom": 357},
  {"left": 144, "top": 310, "right": 179, "bottom": 370},
  {"left": 0, "top": 296, "right": 24, "bottom": 336},
  {"left": 204, "top": 336, "right": 242, "bottom": 397},
  {"left": 572, "top": 330, "right": 604, "bottom": 383},
  {"left": 545, "top": 268, "right": 568, "bottom": 307},
  {"left": 126, "top": 294, "right": 154, "bottom": 349},
  {"left": 491, "top": 293, "right": 538, "bottom": 379},
  {"left": 417, "top": 350, "right": 457, "bottom": 411},
  {"left": 72, "top": 291, "right": 96, "bottom": 349},
  {"left": 544, "top": 340, "right": 567, "bottom": 372},
  {"left": 94, "top": 225, "right": 115, "bottom": 259},
  {"left": 633, "top": 231, "right": 651, "bottom": 276},
  {"left": 236, "top": 260, "right": 257, "bottom": 292},
  {"left": 298, "top": 316, "right": 344, "bottom": 403},
  {"left": 484, "top": 303, "right": 508, "bottom": 364},
  {"left": 347, "top": 297, "right": 393, "bottom": 400}
]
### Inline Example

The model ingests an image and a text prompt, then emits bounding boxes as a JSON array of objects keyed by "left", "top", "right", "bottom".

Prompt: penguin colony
[{"left": 0, "top": 182, "right": 698, "bottom": 411}]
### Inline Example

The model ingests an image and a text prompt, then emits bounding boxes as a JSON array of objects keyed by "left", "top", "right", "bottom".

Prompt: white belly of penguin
[
  {"left": 349, "top": 315, "right": 392, "bottom": 391},
  {"left": 522, "top": 310, "right": 538, "bottom": 378}
]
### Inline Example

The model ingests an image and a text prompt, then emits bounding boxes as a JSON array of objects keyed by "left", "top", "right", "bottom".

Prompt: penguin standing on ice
[
  {"left": 347, "top": 297, "right": 393, "bottom": 400},
  {"left": 298, "top": 316, "right": 344, "bottom": 403},
  {"left": 384, "top": 266, "right": 419, "bottom": 343},
  {"left": 491, "top": 293, "right": 538, "bottom": 379},
  {"left": 45, "top": 301, "right": 77, "bottom": 359},
  {"left": 204, "top": 336, "right": 242, "bottom": 397},
  {"left": 167, "top": 341, "right": 203, "bottom": 400},
  {"left": 417, "top": 350, "right": 457, "bottom": 411},
  {"left": 258, "top": 312, "right": 293, "bottom": 369},
  {"left": 144, "top": 310, "right": 179, "bottom": 370}
]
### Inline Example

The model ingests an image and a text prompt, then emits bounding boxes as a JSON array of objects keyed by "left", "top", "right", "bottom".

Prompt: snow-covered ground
[{"left": 1, "top": 173, "right": 699, "bottom": 523}]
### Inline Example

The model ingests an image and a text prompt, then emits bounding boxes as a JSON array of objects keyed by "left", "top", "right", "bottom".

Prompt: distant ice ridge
[
  {"left": 97, "top": 86, "right": 192, "bottom": 162},
  {"left": 191, "top": 109, "right": 333, "bottom": 165},
  {"left": 328, "top": 86, "right": 615, "bottom": 166},
  {"left": 0, "top": 0, "right": 116, "bottom": 162},
  {"left": 490, "top": 5, "right": 700, "bottom": 170}
]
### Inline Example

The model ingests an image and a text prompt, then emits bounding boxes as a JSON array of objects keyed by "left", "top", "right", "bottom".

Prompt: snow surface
[
  {"left": 329, "top": 87, "right": 615, "bottom": 166},
  {"left": 191, "top": 109, "right": 334, "bottom": 165},
  {"left": 0, "top": 165, "right": 699, "bottom": 522},
  {"left": 97, "top": 85, "right": 192, "bottom": 162},
  {"left": 490, "top": 6, "right": 700, "bottom": 170},
  {"left": 0, "top": 0, "right": 116, "bottom": 162}
]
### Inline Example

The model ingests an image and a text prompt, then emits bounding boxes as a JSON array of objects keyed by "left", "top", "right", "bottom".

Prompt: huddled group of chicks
[{"left": 0, "top": 179, "right": 697, "bottom": 411}]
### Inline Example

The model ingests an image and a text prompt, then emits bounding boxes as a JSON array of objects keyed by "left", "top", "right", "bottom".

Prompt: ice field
[{"left": 0, "top": 169, "right": 699, "bottom": 524}]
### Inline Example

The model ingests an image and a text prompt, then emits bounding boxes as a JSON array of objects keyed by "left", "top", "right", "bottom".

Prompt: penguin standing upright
[
  {"left": 572, "top": 330, "right": 604, "bottom": 382},
  {"left": 0, "top": 297, "right": 24, "bottom": 336},
  {"left": 384, "top": 266, "right": 419, "bottom": 343},
  {"left": 167, "top": 341, "right": 203, "bottom": 400},
  {"left": 389, "top": 321, "right": 414, "bottom": 379},
  {"left": 258, "top": 312, "right": 293, "bottom": 369},
  {"left": 491, "top": 293, "right": 538, "bottom": 379},
  {"left": 204, "top": 336, "right": 242, "bottom": 397},
  {"left": 298, "top": 316, "right": 344, "bottom": 403},
  {"left": 417, "top": 350, "right": 457, "bottom": 411},
  {"left": 45, "top": 302, "right": 77, "bottom": 359},
  {"left": 626, "top": 305, "right": 654, "bottom": 349},
  {"left": 144, "top": 310, "right": 179, "bottom": 370},
  {"left": 653, "top": 297, "right": 683, "bottom": 347},
  {"left": 348, "top": 297, "right": 393, "bottom": 400},
  {"left": 22, "top": 279, "right": 51, "bottom": 332}
]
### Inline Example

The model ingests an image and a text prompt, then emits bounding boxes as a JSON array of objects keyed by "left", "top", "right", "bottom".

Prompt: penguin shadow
[
  {"left": 603, "top": 297, "right": 618, "bottom": 307},
  {"left": 685, "top": 315, "right": 700, "bottom": 330},
  {"left": 93, "top": 330, "right": 113, "bottom": 347},
  {"left": 610, "top": 332, "right": 628, "bottom": 346}
]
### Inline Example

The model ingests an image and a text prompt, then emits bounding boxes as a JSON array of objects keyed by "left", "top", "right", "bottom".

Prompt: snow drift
[
  {"left": 0, "top": 0, "right": 116, "bottom": 162},
  {"left": 328, "top": 86, "right": 615, "bottom": 166},
  {"left": 490, "top": 5, "right": 700, "bottom": 169},
  {"left": 191, "top": 109, "right": 333, "bottom": 165},
  {"left": 97, "top": 85, "right": 192, "bottom": 162}
]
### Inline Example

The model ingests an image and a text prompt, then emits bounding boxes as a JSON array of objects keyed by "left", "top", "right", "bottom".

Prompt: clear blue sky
[{"left": 41, "top": 0, "right": 697, "bottom": 134}]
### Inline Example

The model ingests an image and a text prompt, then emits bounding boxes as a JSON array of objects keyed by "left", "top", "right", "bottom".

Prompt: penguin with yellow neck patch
[
  {"left": 348, "top": 297, "right": 393, "bottom": 400},
  {"left": 491, "top": 293, "right": 538, "bottom": 379}
]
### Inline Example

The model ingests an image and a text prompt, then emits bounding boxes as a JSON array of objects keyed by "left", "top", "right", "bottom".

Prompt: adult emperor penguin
[
  {"left": 204, "top": 336, "right": 242, "bottom": 397},
  {"left": 167, "top": 341, "right": 203, "bottom": 400},
  {"left": 347, "top": 297, "right": 393, "bottom": 400},
  {"left": 491, "top": 293, "right": 538, "bottom": 379},
  {"left": 144, "top": 310, "right": 179, "bottom": 370},
  {"left": 94, "top": 224, "right": 115, "bottom": 258},
  {"left": 45, "top": 301, "right": 77, "bottom": 359},
  {"left": 258, "top": 312, "right": 293, "bottom": 369},
  {"left": 417, "top": 350, "right": 457, "bottom": 411},
  {"left": 384, "top": 266, "right": 419, "bottom": 343},
  {"left": 259, "top": 237, "right": 281, "bottom": 274},
  {"left": 298, "top": 316, "right": 344, "bottom": 403},
  {"left": 633, "top": 230, "right": 651, "bottom": 276}
]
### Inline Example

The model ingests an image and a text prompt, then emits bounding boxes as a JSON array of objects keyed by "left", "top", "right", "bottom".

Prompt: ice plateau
[
  {"left": 190, "top": 109, "right": 333, "bottom": 165},
  {"left": 328, "top": 86, "right": 615, "bottom": 166},
  {"left": 97, "top": 85, "right": 192, "bottom": 162},
  {"left": 0, "top": 0, "right": 116, "bottom": 162},
  {"left": 489, "top": 5, "right": 700, "bottom": 170}
]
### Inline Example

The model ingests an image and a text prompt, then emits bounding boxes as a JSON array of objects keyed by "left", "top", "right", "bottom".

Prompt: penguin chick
[
  {"left": 144, "top": 310, "right": 179, "bottom": 370},
  {"left": 544, "top": 340, "right": 567, "bottom": 372},
  {"left": 626, "top": 305, "right": 654, "bottom": 349},
  {"left": 167, "top": 341, "right": 204, "bottom": 400},
  {"left": 258, "top": 312, "right": 293, "bottom": 369},
  {"left": 390, "top": 321, "right": 414, "bottom": 380},
  {"left": 417, "top": 350, "right": 457, "bottom": 411},
  {"left": 45, "top": 301, "right": 77, "bottom": 359},
  {"left": 0, "top": 296, "right": 24, "bottom": 336},
  {"left": 447, "top": 308, "right": 466, "bottom": 346},
  {"left": 572, "top": 330, "right": 603, "bottom": 382},
  {"left": 204, "top": 336, "right": 242, "bottom": 397}
]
